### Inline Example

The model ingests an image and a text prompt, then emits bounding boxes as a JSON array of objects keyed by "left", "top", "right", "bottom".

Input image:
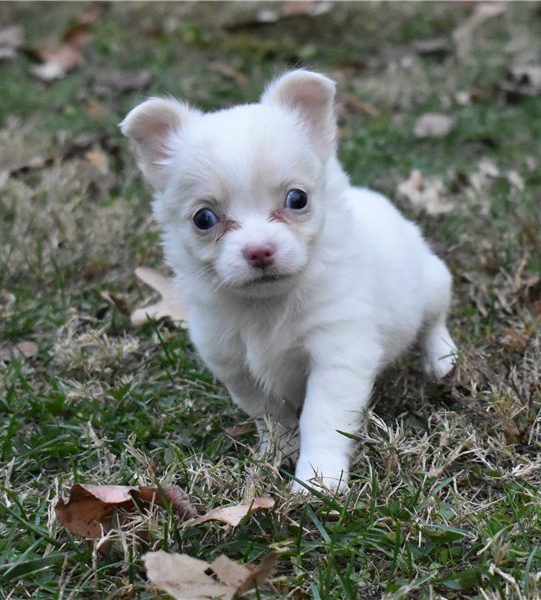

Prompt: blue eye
[
  {"left": 285, "top": 189, "right": 308, "bottom": 210},
  {"left": 193, "top": 208, "right": 219, "bottom": 230}
]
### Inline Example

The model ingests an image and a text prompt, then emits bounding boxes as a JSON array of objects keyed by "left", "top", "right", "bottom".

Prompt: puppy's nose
[{"left": 242, "top": 243, "right": 275, "bottom": 269}]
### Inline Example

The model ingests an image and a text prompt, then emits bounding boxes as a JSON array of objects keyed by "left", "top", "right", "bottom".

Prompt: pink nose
[{"left": 242, "top": 243, "right": 275, "bottom": 269}]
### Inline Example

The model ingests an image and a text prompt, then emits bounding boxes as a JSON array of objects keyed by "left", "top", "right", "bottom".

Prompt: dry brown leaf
[
  {"left": 31, "top": 44, "right": 86, "bottom": 82},
  {"left": 29, "top": 19, "right": 94, "bottom": 82},
  {"left": 224, "top": 0, "right": 332, "bottom": 30},
  {"left": 62, "top": 23, "right": 93, "bottom": 48},
  {"left": 131, "top": 267, "right": 188, "bottom": 327},
  {"left": 55, "top": 484, "right": 135, "bottom": 538},
  {"left": 101, "top": 291, "right": 131, "bottom": 316},
  {"left": 339, "top": 93, "right": 381, "bottom": 118},
  {"left": 224, "top": 423, "right": 255, "bottom": 437},
  {"left": 397, "top": 169, "right": 454, "bottom": 215},
  {"left": 192, "top": 496, "right": 275, "bottom": 527},
  {"left": 55, "top": 483, "right": 196, "bottom": 539},
  {"left": 414, "top": 113, "right": 456, "bottom": 138},
  {"left": 209, "top": 62, "right": 249, "bottom": 89},
  {"left": 236, "top": 551, "right": 278, "bottom": 595},
  {"left": 158, "top": 485, "right": 199, "bottom": 520},
  {"left": 501, "top": 328, "right": 529, "bottom": 353},
  {"left": 144, "top": 550, "right": 277, "bottom": 600},
  {"left": 0, "top": 340, "right": 39, "bottom": 362},
  {"left": 144, "top": 552, "right": 238, "bottom": 600},
  {"left": 85, "top": 150, "right": 109, "bottom": 174}
]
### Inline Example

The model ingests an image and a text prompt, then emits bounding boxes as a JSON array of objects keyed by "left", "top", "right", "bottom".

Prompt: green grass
[{"left": 1, "top": 2, "right": 541, "bottom": 598}]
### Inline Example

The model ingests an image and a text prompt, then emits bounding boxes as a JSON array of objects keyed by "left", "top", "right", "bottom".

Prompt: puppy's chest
[{"left": 241, "top": 314, "right": 309, "bottom": 402}]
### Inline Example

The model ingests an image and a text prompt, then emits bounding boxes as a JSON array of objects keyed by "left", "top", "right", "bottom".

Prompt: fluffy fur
[{"left": 121, "top": 70, "right": 457, "bottom": 492}]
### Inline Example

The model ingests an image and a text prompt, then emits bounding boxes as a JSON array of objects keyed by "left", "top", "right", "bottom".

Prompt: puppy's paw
[
  {"left": 291, "top": 455, "right": 349, "bottom": 494},
  {"left": 422, "top": 325, "right": 457, "bottom": 380},
  {"left": 423, "top": 351, "right": 456, "bottom": 380}
]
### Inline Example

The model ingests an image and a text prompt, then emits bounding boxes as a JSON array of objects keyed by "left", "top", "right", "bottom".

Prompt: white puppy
[{"left": 121, "top": 70, "right": 457, "bottom": 492}]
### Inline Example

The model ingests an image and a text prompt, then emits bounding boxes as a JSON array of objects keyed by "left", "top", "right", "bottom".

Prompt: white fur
[{"left": 121, "top": 70, "right": 457, "bottom": 492}]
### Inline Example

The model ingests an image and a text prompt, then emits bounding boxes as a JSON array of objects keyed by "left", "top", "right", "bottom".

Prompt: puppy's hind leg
[{"left": 421, "top": 256, "right": 457, "bottom": 380}]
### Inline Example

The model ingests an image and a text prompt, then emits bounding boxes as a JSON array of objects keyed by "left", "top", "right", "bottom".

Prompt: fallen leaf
[
  {"left": 0, "top": 340, "right": 38, "bottom": 362},
  {"left": 0, "top": 25, "right": 23, "bottom": 61},
  {"left": 101, "top": 291, "right": 131, "bottom": 316},
  {"left": 29, "top": 20, "right": 93, "bottom": 82},
  {"left": 192, "top": 496, "right": 275, "bottom": 527},
  {"left": 224, "top": 423, "right": 255, "bottom": 437},
  {"left": 84, "top": 149, "right": 109, "bottom": 174},
  {"left": 145, "top": 552, "right": 234, "bottom": 600},
  {"left": 236, "top": 551, "right": 277, "bottom": 595},
  {"left": 159, "top": 485, "right": 199, "bottom": 520},
  {"left": 55, "top": 484, "right": 135, "bottom": 538},
  {"left": 224, "top": 0, "right": 332, "bottom": 30},
  {"left": 397, "top": 169, "right": 454, "bottom": 215},
  {"left": 209, "top": 62, "right": 249, "bottom": 89},
  {"left": 414, "top": 113, "right": 456, "bottom": 138},
  {"left": 131, "top": 267, "right": 188, "bottom": 327},
  {"left": 338, "top": 93, "right": 381, "bottom": 118},
  {"left": 31, "top": 44, "right": 86, "bottom": 82},
  {"left": 144, "top": 550, "right": 277, "bottom": 600},
  {"left": 501, "top": 328, "right": 529, "bottom": 352},
  {"left": 55, "top": 483, "right": 196, "bottom": 539}
]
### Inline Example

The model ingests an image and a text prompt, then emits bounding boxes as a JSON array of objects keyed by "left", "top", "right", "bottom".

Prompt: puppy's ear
[
  {"left": 120, "top": 98, "right": 196, "bottom": 191},
  {"left": 262, "top": 70, "right": 336, "bottom": 160}
]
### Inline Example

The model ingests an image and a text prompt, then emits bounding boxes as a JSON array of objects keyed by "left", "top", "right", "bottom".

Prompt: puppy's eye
[
  {"left": 193, "top": 208, "right": 219, "bottom": 230},
  {"left": 285, "top": 189, "right": 308, "bottom": 210}
]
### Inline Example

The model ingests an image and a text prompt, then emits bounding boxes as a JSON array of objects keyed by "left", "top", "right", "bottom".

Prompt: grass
[{"left": 1, "top": 2, "right": 540, "bottom": 598}]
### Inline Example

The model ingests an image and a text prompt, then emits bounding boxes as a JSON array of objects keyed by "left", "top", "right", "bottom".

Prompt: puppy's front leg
[{"left": 293, "top": 359, "right": 377, "bottom": 493}]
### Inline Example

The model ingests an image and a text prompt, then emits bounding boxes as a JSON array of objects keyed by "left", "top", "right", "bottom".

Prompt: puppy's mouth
[{"left": 246, "top": 272, "right": 292, "bottom": 286}]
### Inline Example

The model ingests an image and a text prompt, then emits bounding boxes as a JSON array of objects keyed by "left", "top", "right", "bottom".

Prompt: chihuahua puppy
[{"left": 121, "top": 70, "right": 456, "bottom": 492}]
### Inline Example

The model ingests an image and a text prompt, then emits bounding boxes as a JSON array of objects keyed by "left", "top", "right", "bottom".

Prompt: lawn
[{"left": 1, "top": 2, "right": 540, "bottom": 598}]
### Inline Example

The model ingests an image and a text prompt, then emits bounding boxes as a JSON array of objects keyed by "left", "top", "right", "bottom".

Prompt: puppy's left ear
[{"left": 262, "top": 70, "right": 336, "bottom": 160}]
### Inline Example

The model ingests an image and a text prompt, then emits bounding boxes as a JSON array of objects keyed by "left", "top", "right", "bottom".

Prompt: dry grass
[{"left": 1, "top": 2, "right": 540, "bottom": 598}]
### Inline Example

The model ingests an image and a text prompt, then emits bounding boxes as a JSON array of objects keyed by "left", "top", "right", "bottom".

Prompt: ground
[{"left": 0, "top": 2, "right": 540, "bottom": 599}]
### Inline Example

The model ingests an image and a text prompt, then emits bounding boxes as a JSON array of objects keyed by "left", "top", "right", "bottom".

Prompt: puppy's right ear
[{"left": 120, "top": 98, "right": 195, "bottom": 191}]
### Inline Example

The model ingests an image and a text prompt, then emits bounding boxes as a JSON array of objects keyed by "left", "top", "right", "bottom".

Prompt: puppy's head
[{"left": 121, "top": 70, "right": 337, "bottom": 298}]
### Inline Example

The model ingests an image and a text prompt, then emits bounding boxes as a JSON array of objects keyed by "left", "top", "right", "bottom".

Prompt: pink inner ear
[
  {"left": 135, "top": 117, "right": 178, "bottom": 163},
  {"left": 291, "top": 82, "right": 328, "bottom": 113}
]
